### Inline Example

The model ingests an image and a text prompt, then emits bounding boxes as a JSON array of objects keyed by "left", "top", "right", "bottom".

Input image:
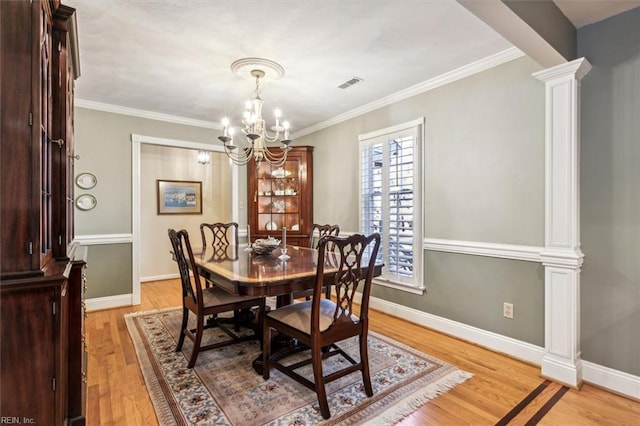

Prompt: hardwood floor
[{"left": 85, "top": 279, "right": 640, "bottom": 425}]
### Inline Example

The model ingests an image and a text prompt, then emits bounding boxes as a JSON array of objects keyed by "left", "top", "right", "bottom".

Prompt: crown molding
[
  {"left": 293, "top": 47, "right": 525, "bottom": 139},
  {"left": 76, "top": 48, "right": 524, "bottom": 137},
  {"left": 75, "top": 99, "right": 221, "bottom": 130}
]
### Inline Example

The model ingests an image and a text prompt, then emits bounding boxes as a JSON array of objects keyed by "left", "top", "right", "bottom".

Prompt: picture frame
[{"left": 157, "top": 179, "right": 202, "bottom": 215}]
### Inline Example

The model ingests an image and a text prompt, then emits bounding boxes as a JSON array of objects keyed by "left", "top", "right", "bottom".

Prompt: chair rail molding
[
  {"left": 533, "top": 57, "right": 592, "bottom": 388},
  {"left": 74, "top": 233, "right": 133, "bottom": 245},
  {"left": 424, "top": 238, "right": 543, "bottom": 262}
]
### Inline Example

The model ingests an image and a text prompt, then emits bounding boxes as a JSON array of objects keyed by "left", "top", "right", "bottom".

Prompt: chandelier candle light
[{"left": 218, "top": 58, "right": 292, "bottom": 167}]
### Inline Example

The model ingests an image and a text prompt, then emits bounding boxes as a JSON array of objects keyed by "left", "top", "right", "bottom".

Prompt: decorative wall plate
[
  {"left": 76, "top": 194, "right": 97, "bottom": 211},
  {"left": 76, "top": 172, "right": 97, "bottom": 189},
  {"left": 291, "top": 224, "right": 300, "bottom": 231}
]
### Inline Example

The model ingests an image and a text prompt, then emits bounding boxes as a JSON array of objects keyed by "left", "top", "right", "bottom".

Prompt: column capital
[{"left": 533, "top": 57, "right": 592, "bottom": 82}]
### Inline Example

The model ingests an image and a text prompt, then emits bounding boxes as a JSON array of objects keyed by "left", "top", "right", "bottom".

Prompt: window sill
[{"left": 373, "top": 277, "right": 425, "bottom": 295}]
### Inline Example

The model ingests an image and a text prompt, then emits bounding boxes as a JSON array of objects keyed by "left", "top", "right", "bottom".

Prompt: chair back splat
[
  {"left": 295, "top": 223, "right": 341, "bottom": 301},
  {"left": 200, "top": 222, "right": 239, "bottom": 262},
  {"left": 262, "top": 232, "right": 381, "bottom": 419},
  {"left": 316, "top": 233, "right": 379, "bottom": 331},
  {"left": 200, "top": 222, "right": 238, "bottom": 248},
  {"left": 309, "top": 223, "right": 340, "bottom": 249}
]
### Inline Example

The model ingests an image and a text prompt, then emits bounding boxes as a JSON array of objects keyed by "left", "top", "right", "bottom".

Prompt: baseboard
[
  {"left": 363, "top": 293, "right": 640, "bottom": 400},
  {"left": 140, "top": 273, "right": 179, "bottom": 282},
  {"left": 364, "top": 294, "right": 544, "bottom": 365},
  {"left": 85, "top": 293, "right": 135, "bottom": 312},
  {"left": 582, "top": 361, "right": 640, "bottom": 400}
]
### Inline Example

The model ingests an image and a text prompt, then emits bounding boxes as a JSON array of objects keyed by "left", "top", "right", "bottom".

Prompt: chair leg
[
  {"left": 175, "top": 307, "right": 188, "bottom": 351},
  {"left": 360, "top": 334, "right": 373, "bottom": 397},
  {"left": 262, "top": 322, "right": 271, "bottom": 380},
  {"left": 311, "top": 344, "right": 331, "bottom": 419},
  {"left": 188, "top": 313, "right": 205, "bottom": 368},
  {"left": 257, "top": 303, "right": 265, "bottom": 351}
]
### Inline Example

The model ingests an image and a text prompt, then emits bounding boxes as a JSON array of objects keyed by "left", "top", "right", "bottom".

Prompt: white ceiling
[{"left": 66, "top": 0, "right": 640, "bottom": 136}]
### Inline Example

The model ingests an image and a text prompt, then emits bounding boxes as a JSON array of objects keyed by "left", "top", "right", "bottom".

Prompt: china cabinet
[
  {"left": 0, "top": 1, "right": 85, "bottom": 424},
  {"left": 247, "top": 146, "right": 313, "bottom": 247}
]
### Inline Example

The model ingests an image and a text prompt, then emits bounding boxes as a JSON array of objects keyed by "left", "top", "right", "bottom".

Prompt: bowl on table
[{"left": 252, "top": 237, "right": 281, "bottom": 255}]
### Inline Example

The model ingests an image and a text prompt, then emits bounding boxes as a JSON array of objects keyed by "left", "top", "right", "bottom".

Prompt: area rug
[{"left": 125, "top": 307, "right": 472, "bottom": 425}]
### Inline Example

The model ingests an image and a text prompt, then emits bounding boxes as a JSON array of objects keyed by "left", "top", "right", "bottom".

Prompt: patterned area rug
[{"left": 125, "top": 307, "right": 472, "bottom": 425}]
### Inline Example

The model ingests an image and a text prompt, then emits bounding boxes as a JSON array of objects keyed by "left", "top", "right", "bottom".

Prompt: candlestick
[
  {"left": 279, "top": 226, "right": 290, "bottom": 260},
  {"left": 244, "top": 224, "right": 252, "bottom": 251}
]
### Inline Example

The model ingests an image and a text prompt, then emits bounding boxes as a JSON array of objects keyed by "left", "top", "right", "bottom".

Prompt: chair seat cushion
[
  {"left": 202, "top": 286, "right": 261, "bottom": 307},
  {"left": 266, "top": 299, "right": 358, "bottom": 334}
]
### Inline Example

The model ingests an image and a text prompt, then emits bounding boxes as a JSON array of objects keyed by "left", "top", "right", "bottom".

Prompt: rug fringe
[{"left": 362, "top": 369, "right": 474, "bottom": 425}]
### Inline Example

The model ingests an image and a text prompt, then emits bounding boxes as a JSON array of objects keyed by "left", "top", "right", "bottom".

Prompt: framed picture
[{"left": 157, "top": 180, "right": 202, "bottom": 215}]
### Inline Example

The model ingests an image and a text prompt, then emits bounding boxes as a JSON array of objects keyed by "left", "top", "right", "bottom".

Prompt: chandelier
[{"left": 218, "top": 58, "right": 292, "bottom": 167}]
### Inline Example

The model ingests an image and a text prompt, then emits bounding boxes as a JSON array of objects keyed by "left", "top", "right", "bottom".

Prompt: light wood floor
[{"left": 86, "top": 279, "right": 640, "bottom": 425}]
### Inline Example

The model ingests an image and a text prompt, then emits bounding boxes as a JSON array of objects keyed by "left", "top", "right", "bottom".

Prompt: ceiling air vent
[{"left": 338, "top": 76, "right": 363, "bottom": 89}]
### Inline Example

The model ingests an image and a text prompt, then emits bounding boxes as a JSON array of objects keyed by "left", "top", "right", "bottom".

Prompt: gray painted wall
[
  {"left": 84, "top": 243, "right": 132, "bottom": 299},
  {"left": 298, "top": 56, "right": 546, "bottom": 345},
  {"left": 74, "top": 108, "right": 225, "bottom": 298},
  {"left": 579, "top": 8, "right": 640, "bottom": 376}
]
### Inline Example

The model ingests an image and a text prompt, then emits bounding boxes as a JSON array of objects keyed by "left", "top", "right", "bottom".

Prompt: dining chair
[
  {"left": 294, "top": 223, "right": 341, "bottom": 301},
  {"left": 309, "top": 223, "right": 340, "bottom": 249},
  {"left": 262, "top": 232, "right": 381, "bottom": 419},
  {"left": 168, "top": 228, "right": 265, "bottom": 368},
  {"left": 200, "top": 222, "right": 239, "bottom": 261}
]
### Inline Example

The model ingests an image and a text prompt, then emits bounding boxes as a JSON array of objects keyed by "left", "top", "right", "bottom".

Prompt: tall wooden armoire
[{"left": 0, "top": 1, "right": 87, "bottom": 424}]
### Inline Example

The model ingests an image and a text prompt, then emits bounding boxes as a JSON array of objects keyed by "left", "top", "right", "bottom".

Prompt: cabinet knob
[{"left": 49, "top": 138, "right": 64, "bottom": 148}]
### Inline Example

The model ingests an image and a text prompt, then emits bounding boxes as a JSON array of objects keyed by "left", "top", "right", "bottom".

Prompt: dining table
[
  {"left": 193, "top": 243, "right": 383, "bottom": 373},
  {"left": 194, "top": 243, "right": 383, "bottom": 303}
]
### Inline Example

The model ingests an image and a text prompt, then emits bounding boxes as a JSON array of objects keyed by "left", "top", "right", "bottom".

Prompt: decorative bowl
[{"left": 252, "top": 237, "right": 281, "bottom": 255}]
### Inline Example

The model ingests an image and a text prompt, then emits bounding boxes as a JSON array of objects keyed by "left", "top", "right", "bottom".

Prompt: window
[{"left": 359, "top": 118, "right": 424, "bottom": 293}]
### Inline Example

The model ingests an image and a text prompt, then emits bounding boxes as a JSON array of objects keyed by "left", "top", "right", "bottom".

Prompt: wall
[
  {"left": 579, "top": 7, "right": 640, "bottom": 376},
  {"left": 298, "top": 56, "right": 546, "bottom": 346},
  {"left": 140, "top": 145, "right": 231, "bottom": 280},
  {"left": 73, "top": 107, "right": 228, "bottom": 299}
]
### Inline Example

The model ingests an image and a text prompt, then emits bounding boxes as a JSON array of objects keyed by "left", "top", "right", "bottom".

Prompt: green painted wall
[
  {"left": 579, "top": 7, "right": 640, "bottom": 376},
  {"left": 298, "top": 56, "right": 546, "bottom": 346}
]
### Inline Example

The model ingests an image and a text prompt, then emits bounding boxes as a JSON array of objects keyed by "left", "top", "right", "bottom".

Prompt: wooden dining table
[
  {"left": 193, "top": 243, "right": 383, "bottom": 373},
  {"left": 194, "top": 243, "right": 383, "bottom": 303}
]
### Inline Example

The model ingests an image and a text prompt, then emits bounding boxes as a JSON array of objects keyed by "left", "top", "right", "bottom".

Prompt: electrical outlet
[{"left": 503, "top": 302, "right": 514, "bottom": 319}]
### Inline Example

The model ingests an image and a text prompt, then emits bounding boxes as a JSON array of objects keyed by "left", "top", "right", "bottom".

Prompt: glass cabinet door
[
  {"left": 248, "top": 146, "right": 313, "bottom": 245},
  {"left": 256, "top": 159, "right": 301, "bottom": 232}
]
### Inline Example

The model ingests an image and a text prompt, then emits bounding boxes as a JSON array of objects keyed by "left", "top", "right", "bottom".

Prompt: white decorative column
[{"left": 533, "top": 58, "right": 591, "bottom": 388}]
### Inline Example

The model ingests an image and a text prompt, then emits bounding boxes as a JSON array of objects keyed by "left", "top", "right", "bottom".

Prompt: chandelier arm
[
  {"left": 262, "top": 147, "right": 288, "bottom": 167},
  {"left": 263, "top": 131, "right": 281, "bottom": 143},
  {"left": 224, "top": 145, "right": 254, "bottom": 166}
]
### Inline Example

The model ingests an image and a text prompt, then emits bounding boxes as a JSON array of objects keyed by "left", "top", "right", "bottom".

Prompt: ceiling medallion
[{"left": 230, "top": 58, "right": 285, "bottom": 81}]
